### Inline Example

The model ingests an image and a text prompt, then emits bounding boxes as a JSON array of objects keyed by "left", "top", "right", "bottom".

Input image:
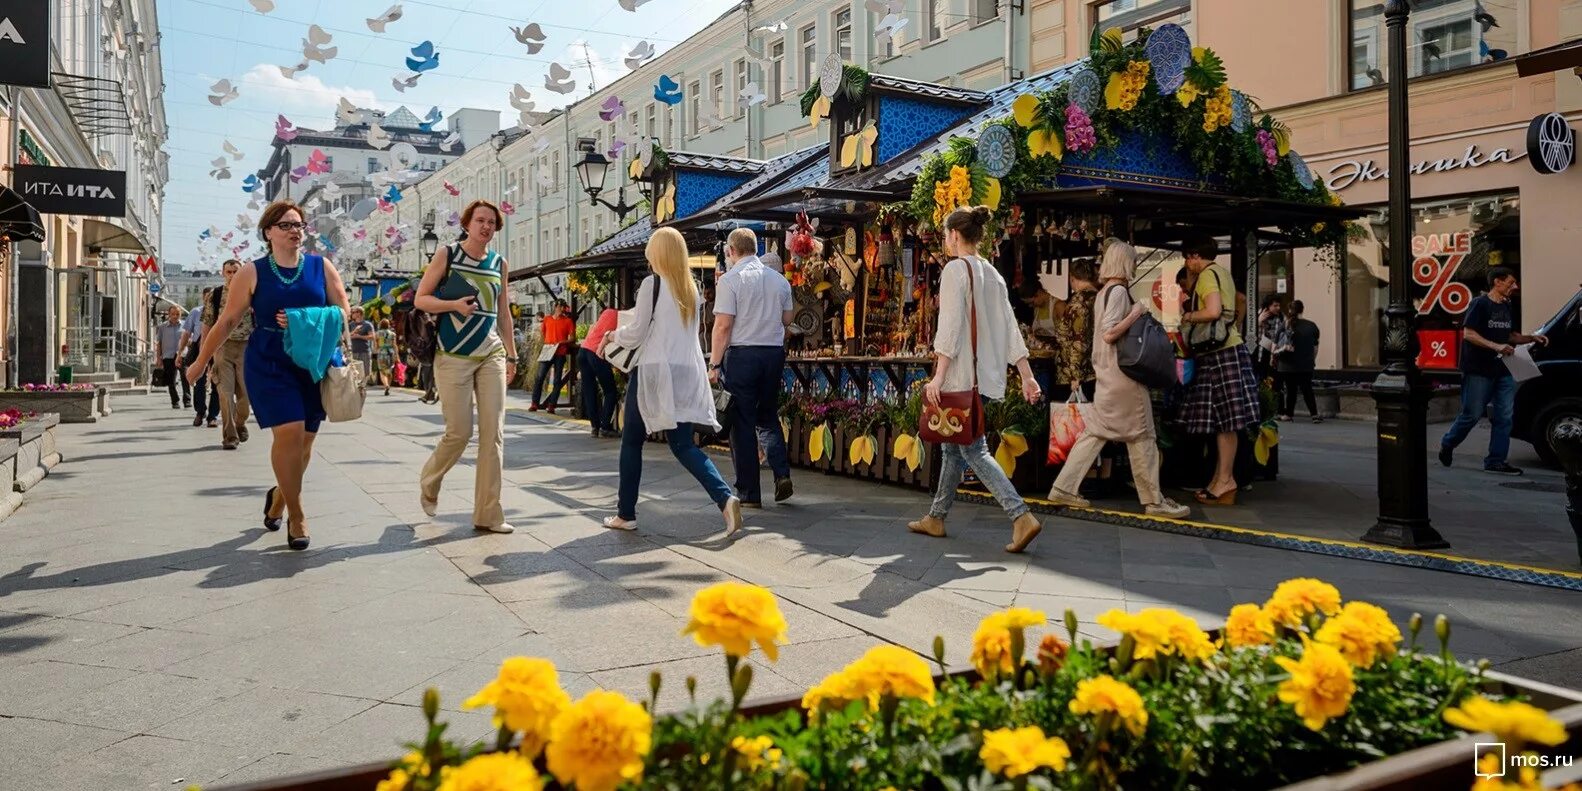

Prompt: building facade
[{"left": 0, "top": 0, "right": 169, "bottom": 385}]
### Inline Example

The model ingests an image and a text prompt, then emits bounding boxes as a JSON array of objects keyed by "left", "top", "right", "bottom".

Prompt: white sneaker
[
  {"left": 420, "top": 497, "right": 438, "bottom": 517},
  {"left": 602, "top": 516, "right": 637, "bottom": 531},
  {"left": 723, "top": 496, "right": 743, "bottom": 537},
  {"left": 475, "top": 523, "right": 515, "bottom": 534},
  {"left": 1146, "top": 499, "right": 1191, "bottom": 519}
]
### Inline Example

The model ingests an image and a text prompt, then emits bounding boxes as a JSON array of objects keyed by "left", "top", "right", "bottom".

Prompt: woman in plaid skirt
[{"left": 1178, "top": 236, "right": 1261, "bottom": 506}]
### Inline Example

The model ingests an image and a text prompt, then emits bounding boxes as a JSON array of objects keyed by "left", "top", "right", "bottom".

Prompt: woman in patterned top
[
  {"left": 375, "top": 319, "right": 397, "bottom": 396},
  {"left": 413, "top": 199, "right": 520, "bottom": 534},
  {"left": 1052, "top": 258, "right": 1098, "bottom": 400}
]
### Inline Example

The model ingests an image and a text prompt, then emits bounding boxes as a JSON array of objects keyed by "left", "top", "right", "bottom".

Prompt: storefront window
[
  {"left": 1342, "top": 192, "right": 1521, "bottom": 368},
  {"left": 1349, "top": 0, "right": 1518, "bottom": 91},
  {"left": 1095, "top": 0, "right": 1190, "bottom": 41}
]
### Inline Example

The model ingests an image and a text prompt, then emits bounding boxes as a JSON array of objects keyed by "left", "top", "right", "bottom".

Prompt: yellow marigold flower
[
  {"left": 801, "top": 668, "right": 859, "bottom": 716},
  {"left": 1037, "top": 633, "right": 1069, "bottom": 675},
  {"left": 1314, "top": 601, "right": 1402, "bottom": 668},
  {"left": 435, "top": 752, "right": 543, "bottom": 791},
  {"left": 462, "top": 657, "right": 570, "bottom": 755},
  {"left": 1069, "top": 675, "right": 1148, "bottom": 737},
  {"left": 1100, "top": 609, "right": 1214, "bottom": 662},
  {"left": 999, "top": 607, "right": 1047, "bottom": 630},
  {"left": 376, "top": 751, "right": 429, "bottom": 791},
  {"left": 1224, "top": 603, "right": 1276, "bottom": 648},
  {"left": 1264, "top": 578, "right": 1343, "bottom": 629},
  {"left": 1275, "top": 641, "right": 1355, "bottom": 731},
  {"left": 1444, "top": 696, "right": 1567, "bottom": 747},
  {"left": 1202, "top": 84, "right": 1233, "bottom": 133},
  {"left": 682, "top": 582, "right": 789, "bottom": 662},
  {"left": 843, "top": 644, "right": 937, "bottom": 708},
  {"left": 1097, "top": 610, "right": 1168, "bottom": 660},
  {"left": 731, "top": 735, "right": 783, "bottom": 772},
  {"left": 970, "top": 615, "right": 1014, "bottom": 679},
  {"left": 546, "top": 690, "right": 653, "bottom": 791},
  {"left": 979, "top": 725, "right": 1071, "bottom": 778}
]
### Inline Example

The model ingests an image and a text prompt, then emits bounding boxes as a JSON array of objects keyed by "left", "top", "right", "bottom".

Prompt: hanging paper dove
[
  {"left": 618, "top": 0, "right": 653, "bottom": 11},
  {"left": 199, "top": 229, "right": 212, "bottom": 241},
  {"left": 598, "top": 96, "right": 626, "bottom": 122},
  {"left": 752, "top": 20, "right": 788, "bottom": 33},
  {"left": 207, "top": 79, "right": 239, "bottom": 106},
  {"left": 377, "top": 199, "right": 395, "bottom": 213},
  {"left": 446, "top": 210, "right": 461, "bottom": 227},
  {"left": 241, "top": 174, "right": 261, "bottom": 193},
  {"left": 366, "top": 123, "right": 392, "bottom": 150},
  {"left": 209, "top": 158, "right": 231, "bottom": 180},
  {"left": 407, "top": 40, "right": 440, "bottom": 73},
  {"left": 874, "top": 13, "right": 907, "bottom": 42},
  {"left": 353, "top": 228, "right": 368, "bottom": 241},
  {"left": 536, "top": 171, "right": 554, "bottom": 190},
  {"left": 443, "top": 180, "right": 460, "bottom": 196},
  {"left": 418, "top": 106, "right": 443, "bottom": 132},
  {"left": 279, "top": 60, "right": 309, "bottom": 79},
  {"left": 306, "top": 149, "right": 331, "bottom": 174},
  {"left": 392, "top": 73, "right": 421, "bottom": 93},
  {"left": 385, "top": 185, "right": 404, "bottom": 203},
  {"left": 336, "top": 97, "right": 360, "bottom": 126},
  {"left": 223, "top": 140, "right": 244, "bottom": 160},
  {"left": 654, "top": 74, "right": 683, "bottom": 105},
  {"left": 508, "top": 83, "right": 536, "bottom": 113},
  {"left": 607, "top": 139, "right": 627, "bottom": 159},
  {"left": 738, "top": 82, "right": 766, "bottom": 109},
  {"left": 249, "top": 0, "right": 274, "bottom": 12},
  {"left": 439, "top": 131, "right": 462, "bottom": 152},
  {"left": 367, "top": 4, "right": 403, "bottom": 32},
  {"left": 289, "top": 165, "right": 309, "bottom": 184},
  {"left": 512, "top": 23, "right": 547, "bottom": 55},
  {"left": 500, "top": 200, "right": 516, "bottom": 216},
  {"left": 545, "top": 62, "right": 576, "bottom": 94},
  {"left": 302, "top": 25, "right": 337, "bottom": 63},
  {"left": 221, "top": 231, "right": 235, "bottom": 243},
  {"left": 274, "top": 115, "right": 299, "bottom": 142},
  {"left": 236, "top": 213, "right": 254, "bottom": 230},
  {"left": 624, "top": 40, "right": 655, "bottom": 69}
]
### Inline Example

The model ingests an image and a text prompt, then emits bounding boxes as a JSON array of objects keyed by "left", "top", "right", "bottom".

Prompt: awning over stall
[
  {"left": 0, "top": 186, "right": 47, "bottom": 244},
  {"left": 81, "top": 217, "right": 150, "bottom": 254}
]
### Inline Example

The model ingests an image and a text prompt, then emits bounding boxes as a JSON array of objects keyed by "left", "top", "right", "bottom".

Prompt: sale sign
[
  {"left": 1411, "top": 232, "right": 1475, "bottom": 316},
  {"left": 1416, "top": 328, "right": 1460, "bottom": 371}
]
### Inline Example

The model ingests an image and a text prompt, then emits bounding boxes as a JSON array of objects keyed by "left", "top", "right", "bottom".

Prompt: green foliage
[
  {"left": 984, "top": 372, "right": 1047, "bottom": 437},
  {"left": 799, "top": 64, "right": 872, "bottom": 116}
]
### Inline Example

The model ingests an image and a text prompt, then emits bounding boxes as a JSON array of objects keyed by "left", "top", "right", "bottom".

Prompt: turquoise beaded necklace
[{"left": 267, "top": 251, "right": 305, "bottom": 286}]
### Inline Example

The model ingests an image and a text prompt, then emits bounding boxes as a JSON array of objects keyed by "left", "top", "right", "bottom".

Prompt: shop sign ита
[
  {"left": 14, "top": 165, "right": 127, "bottom": 218},
  {"left": 0, "top": 0, "right": 51, "bottom": 89}
]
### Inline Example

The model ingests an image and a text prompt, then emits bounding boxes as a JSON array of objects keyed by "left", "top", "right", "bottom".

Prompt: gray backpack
[{"left": 1106, "top": 284, "right": 1178, "bottom": 389}]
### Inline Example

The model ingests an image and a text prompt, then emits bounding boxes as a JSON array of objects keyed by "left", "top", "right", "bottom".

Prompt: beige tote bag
[{"left": 321, "top": 358, "right": 366, "bottom": 422}]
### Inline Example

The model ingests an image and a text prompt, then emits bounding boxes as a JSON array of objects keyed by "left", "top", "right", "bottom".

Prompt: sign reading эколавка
[{"left": 14, "top": 165, "right": 127, "bottom": 218}]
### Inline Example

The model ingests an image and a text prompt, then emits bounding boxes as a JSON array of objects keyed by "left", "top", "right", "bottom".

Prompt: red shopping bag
[
  {"left": 394, "top": 361, "right": 407, "bottom": 387},
  {"left": 1047, "top": 391, "right": 1091, "bottom": 464}
]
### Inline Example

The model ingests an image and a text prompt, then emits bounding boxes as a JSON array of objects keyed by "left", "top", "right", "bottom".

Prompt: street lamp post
[
  {"left": 1362, "top": 0, "right": 1448, "bottom": 549},
  {"left": 420, "top": 225, "right": 439, "bottom": 268},
  {"left": 574, "top": 149, "right": 640, "bottom": 222}
]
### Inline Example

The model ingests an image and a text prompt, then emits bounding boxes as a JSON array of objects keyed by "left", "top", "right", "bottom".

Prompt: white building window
[
  {"left": 734, "top": 58, "right": 748, "bottom": 117},
  {"left": 552, "top": 150, "right": 561, "bottom": 191},
  {"left": 834, "top": 8, "right": 852, "bottom": 61},
  {"left": 972, "top": 0, "right": 997, "bottom": 24},
  {"left": 645, "top": 103, "right": 657, "bottom": 141},
  {"left": 770, "top": 40, "right": 786, "bottom": 102},
  {"left": 688, "top": 80, "right": 702, "bottom": 136},
  {"left": 709, "top": 69, "right": 724, "bottom": 121},
  {"left": 927, "top": 0, "right": 944, "bottom": 41},
  {"left": 800, "top": 25, "right": 817, "bottom": 92}
]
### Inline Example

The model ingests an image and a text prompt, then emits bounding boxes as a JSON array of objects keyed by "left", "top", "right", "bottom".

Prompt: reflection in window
[
  {"left": 1094, "top": 0, "right": 1190, "bottom": 40},
  {"left": 1349, "top": 0, "right": 1517, "bottom": 91}
]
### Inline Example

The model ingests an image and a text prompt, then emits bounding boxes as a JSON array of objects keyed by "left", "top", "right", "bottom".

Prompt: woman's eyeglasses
[{"left": 273, "top": 222, "right": 307, "bottom": 232}]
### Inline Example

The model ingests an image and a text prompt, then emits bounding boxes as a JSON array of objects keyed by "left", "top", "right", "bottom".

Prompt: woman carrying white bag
[{"left": 1046, "top": 239, "right": 1190, "bottom": 519}]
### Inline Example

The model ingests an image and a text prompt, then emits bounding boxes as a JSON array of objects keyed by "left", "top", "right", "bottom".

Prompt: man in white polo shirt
[{"left": 709, "top": 228, "right": 794, "bottom": 507}]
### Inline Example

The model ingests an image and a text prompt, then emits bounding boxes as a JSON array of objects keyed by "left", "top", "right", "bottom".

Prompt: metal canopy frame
[{"left": 51, "top": 73, "right": 133, "bottom": 138}]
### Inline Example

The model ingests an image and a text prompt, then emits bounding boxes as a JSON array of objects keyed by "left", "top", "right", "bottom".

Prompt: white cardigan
[
  {"left": 610, "top": 275, "right": 719, "bottom": 432},
  {"left": 931, "top": 256, "right": 1029, "bottom": 400}
]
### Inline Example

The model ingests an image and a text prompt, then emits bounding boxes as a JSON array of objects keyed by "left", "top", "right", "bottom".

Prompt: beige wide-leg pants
[
  {"left": 213, "top": 338, "right": 251, "bottom": 445},
  {"left": 1050, "top": 432, "right": 1166, "bottom": 507},
  {"left": 420, "top": 352, "right": 507, "bottom": 528}
]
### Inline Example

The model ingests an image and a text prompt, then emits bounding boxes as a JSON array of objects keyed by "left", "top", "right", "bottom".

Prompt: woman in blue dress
[{"left": 187, "top": 200, "right": 352, "bottom": 550}]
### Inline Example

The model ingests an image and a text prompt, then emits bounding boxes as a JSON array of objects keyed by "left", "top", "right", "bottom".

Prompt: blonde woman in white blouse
[
  {"left": 600, "top": 227, "right": 743, "bottom": 535},
  {"left": 908, "top": 206, "right": 1046, "bottom": 553}
]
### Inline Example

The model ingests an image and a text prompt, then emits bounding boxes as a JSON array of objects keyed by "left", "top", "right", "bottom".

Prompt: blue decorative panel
[
  {"left": 782, "top": 368, "right": 798, "bottom": 393},
  {"left": 878, "top": 95, "right": 976, "bottom": 165},
  {"left": 1057, "top": 132, "right": 1223, "bottom": 192},
  {"left": 674, "top": 170, "right": 753, "bottom": 219}
]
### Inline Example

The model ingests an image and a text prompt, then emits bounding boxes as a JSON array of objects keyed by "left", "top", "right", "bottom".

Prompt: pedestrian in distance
[
  {"left": 1052, "top": 258, "right": 1098, "bottom": 401},
  {"left": 179, "top": 290, "right": 221, "bottom": 428},
  {"left": 348, "top": 306, "right": 376, "bottom": 386},
  {"left": 1178, "top": 235, "right": 1262, "bottom": 506},
  {"left": 376, "top": 318, "right": 397, "bottom": 396},
  {"left": 404, "top": 310, "right": 439, "bottom": 403},
  {"left": 907, "top": 206, "right": 1046, "bottom": 554},
  {"left": 1046, "top": 240, "right": 1190, "bottom": 519},
  {"left": 1439, "top": 266, "right": 1548, "bottom": 476},
  {"left": 1278, "top": 300, "right": 1322, "bottom": 423},
  {"left": 600, "top": 226, "right": 742, "bottom": 535},
  {"left": 414, "top": 199, "right": 520, "bottom": 534},
  {"left": 578, "top": 304, "right": 622, "bottom": 438},
  {"left": 1254, "top": 293, "right": 1287, "bottom": 386},
  {"left": 204, "top": 259, "right": 254, "bottom": 449},
  {"left": 187, "top": 200, "right": 354, "bottom": 550},
  {"left": 709, "top": 227, "right": 795, "bottom": 508},
  {"left": 157, "top": 307, "right": 185, "bottom": 409},
  {"left": 530, "top": 300, "right": 575, "bottom": 412}
]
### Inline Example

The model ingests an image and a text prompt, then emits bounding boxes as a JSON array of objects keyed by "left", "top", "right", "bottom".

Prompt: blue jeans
[
  {"left": 930, "top": 434, "right": 1030, "bottom": 521},
  {"left": 723, "top": 345, "right": 791, "bottom": 502},
  {"left": 533, "top": 353, "right": 567, "bottom": 407},
  {"left": 1440, "top": 372, "right": 1517, "bottom": 467},
  {"left": 577, "top": 348, "right": 619, "bottom": 431},
  {"left": 617, "top": 369, "right": 734, "bottom": 520}
]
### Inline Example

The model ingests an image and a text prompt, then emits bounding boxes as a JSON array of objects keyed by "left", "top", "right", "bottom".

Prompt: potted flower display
[{"left": 0, "top": 382, "right": 100, "bottom": 424}]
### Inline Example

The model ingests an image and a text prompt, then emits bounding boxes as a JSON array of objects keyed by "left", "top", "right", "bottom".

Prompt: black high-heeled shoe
[
  {"left": 287, "top": 523, "right": 310, "bottom": 551},
  {"left": 263, "top": 487, "right": 283, "bottom": 531}
]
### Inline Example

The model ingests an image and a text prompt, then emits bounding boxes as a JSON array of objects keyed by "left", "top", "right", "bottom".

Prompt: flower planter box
[
  {"left": 0, "top": 439, "right": 23, "bottom": 522},
  {"left": 0, "top": 413, "right": 62, "bottom": 492},
  {"left": 0, "top": 389, "right": 97, "bottom": 423}
]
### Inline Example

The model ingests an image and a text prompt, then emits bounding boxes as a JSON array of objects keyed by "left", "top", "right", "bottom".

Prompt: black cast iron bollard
[{"left": 1552, "top": 422, "right": 1582, "bottom": 566}]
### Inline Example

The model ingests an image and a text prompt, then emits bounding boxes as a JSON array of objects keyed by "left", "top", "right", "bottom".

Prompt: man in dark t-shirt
[{"left": 1438, "top": 267, "right": 1549, "bottom": 475}]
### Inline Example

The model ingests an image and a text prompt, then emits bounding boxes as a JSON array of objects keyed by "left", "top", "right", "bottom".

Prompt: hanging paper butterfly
[
  {"left": 500, "top": 200, "right": 515, "bottom": 216},
  {"left": 306, "top": 149, "right": 331, "bottom": 175},
  {"left": 384, "top": 185, "right": 404, "bottom": 203},
  {"left": 418, "top": 106, "right": 443, "bottom": 132},
  {"left": 241, "top": 174, "right": 261, "bottom": 193},
  {"left": 275, "top": 115, "right": 299, "bottom": 142},
  {"left": 406, "top": 40, "right": 440, "bottom": 73},
  {"left": 654, "top": 75, "right": 683, "bottom": 106}
]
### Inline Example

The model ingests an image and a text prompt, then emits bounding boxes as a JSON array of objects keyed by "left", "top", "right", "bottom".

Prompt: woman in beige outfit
[{"left": 1046, "top": 240, "right": 1190, "bottom": 519}]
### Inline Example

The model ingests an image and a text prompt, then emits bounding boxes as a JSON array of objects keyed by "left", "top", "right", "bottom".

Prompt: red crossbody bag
[{"left": 919, "top": 258, "right": 985, "bottom": 446}]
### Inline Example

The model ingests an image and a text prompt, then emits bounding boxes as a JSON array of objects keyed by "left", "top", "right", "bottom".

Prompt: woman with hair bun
[
  {"left": 908, "top": 206, "right": 1046, "bottom": 554},
  {"left": 186, "top": 200, "right": 353, "bottom": 550}
]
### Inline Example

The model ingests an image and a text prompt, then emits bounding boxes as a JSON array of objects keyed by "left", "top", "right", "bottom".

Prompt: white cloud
[{"left": 240, "top": 64, "right": 383, "bottom": 128}]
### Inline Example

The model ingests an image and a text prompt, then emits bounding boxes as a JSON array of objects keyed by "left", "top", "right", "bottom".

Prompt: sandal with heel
[{"left": 263, "top": 487, "right": 283, "bottom": 531}]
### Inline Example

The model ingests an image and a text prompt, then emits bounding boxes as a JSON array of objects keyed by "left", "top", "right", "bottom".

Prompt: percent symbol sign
[
  {"left": 1413, "top": 253, "right": 1473, "bottom": 314},
  {"left": 1428, "top": 339, "right": 1449, "bottom": 358}
]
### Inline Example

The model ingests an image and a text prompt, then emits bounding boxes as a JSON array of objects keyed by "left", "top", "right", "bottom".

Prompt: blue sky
[{"left": 156, "top": 0, "right": 740, "bottom": 268}]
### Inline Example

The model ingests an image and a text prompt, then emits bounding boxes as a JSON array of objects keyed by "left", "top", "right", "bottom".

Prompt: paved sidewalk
[{"left": 1, "top": 392, "right": 1579, "bottom": 790}]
